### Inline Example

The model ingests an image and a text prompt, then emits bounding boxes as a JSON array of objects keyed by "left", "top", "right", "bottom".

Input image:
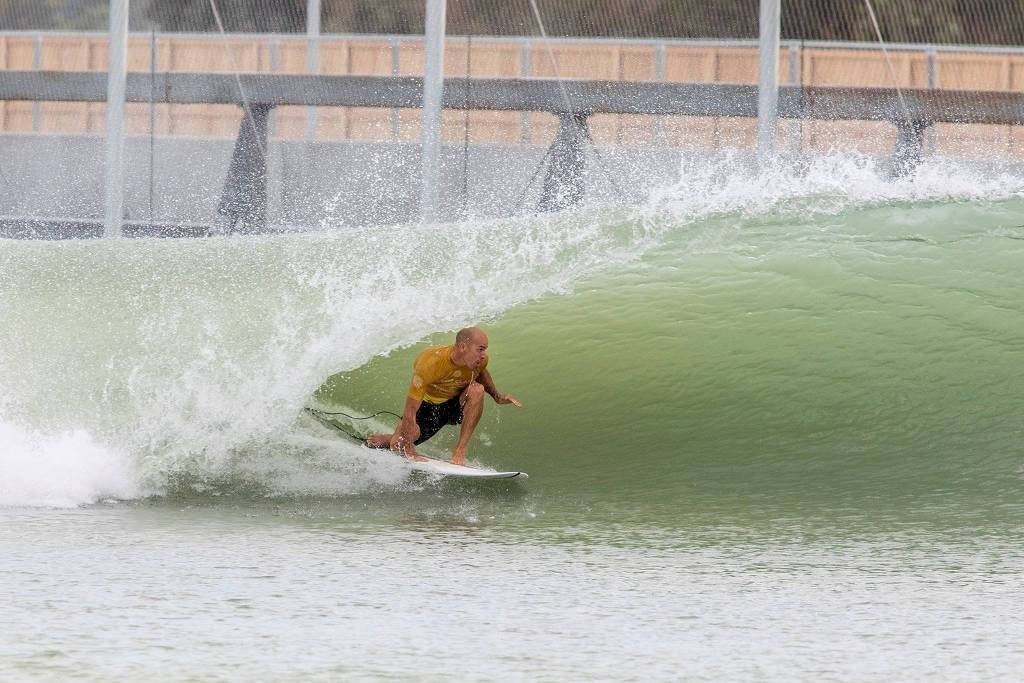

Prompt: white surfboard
[
  {"left": 405, "top": 454, "right": 528, "bottom": 480},
  {"left": 303, "top": 407, "right": 527, "bottom": 480}
]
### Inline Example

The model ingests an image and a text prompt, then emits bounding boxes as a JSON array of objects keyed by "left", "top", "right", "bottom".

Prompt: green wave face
[
  {"left": 327, "top": 196, "right": 1024, "bottom": 514},
  {"left": 3, "top": 154, "right": 1024, "bottom": 515}
]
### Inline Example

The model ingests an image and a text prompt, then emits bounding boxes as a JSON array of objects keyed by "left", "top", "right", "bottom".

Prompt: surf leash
[
  {"left": 310, "top": 407, "right": 403, "bottom": 421},
  {"left": 303, "top": 406, "right": 401, "bottom": 444}
]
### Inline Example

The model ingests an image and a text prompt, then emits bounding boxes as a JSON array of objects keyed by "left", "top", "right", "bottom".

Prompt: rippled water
[{"left": 4, "top": 501, "right": 1023, "bottom": 680}]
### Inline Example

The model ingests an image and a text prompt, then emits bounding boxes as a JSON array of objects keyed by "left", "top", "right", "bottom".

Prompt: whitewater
[
  {"left": 3, "top": 152, "right": 1022, "bottom": 506},
  {"left": 3, "top": 151, "right": 1024, "bottom": 680}
]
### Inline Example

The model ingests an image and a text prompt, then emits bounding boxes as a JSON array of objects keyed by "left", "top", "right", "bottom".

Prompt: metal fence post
[
  {"left": 32, "top": 33, "right": 41, "bottom": 132},
  {"left": 104, "top": 0, "right": 129, "bottom": 238},
  {"left": 757, "top": 0, "right": 780, "bottom": 164},
  {"left": 269, "top": 37, "right": 279, "bottom": 137},
  {"left": 305, "top": 0, "right": 321, "bottom": 141},
  {"left": 787, "top": 42, "right": 801, "bottom": 152},
  {"left": 926, "top": 47, "right": 937, "bottom": 152},
  {"left": 420, "top": 0, "right": 446, "bottom": 223},
  {"left": 654, "top": 41, "right": 666, "bottom": 146}
]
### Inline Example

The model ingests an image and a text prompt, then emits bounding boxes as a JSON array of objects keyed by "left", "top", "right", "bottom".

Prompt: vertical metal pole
[
  {"left": 787, "top": 42, "right": 800, "bottom": 152},
  {"left": 654, "top": 42, "right": 665, "bottom": 146},
  {"left": 149, "top": 29, "right": 156, "bottom": 229},
  {"left": 104, "top": 0, "right": 129, "bottom": 238},
  {"left": 390, "top": 36, "right": 401, "bottom": 141},
  {"left": 926, "top": 47, "right": 937, "bottom": 153},
  {"left": 32, "top": 34, "right": 41, "bottom": 132},
  {"left": 269, "top": 38, "right": 280, "bottom": 137},
  {"left": 757, "top": 0, "right": 780, "bottom": 164},
  {"left": 421, "top": 0, "right": 446, "bottom": 223},
  {"left": 305, "top": 0, "right": 321, "bottom": 141},
  {"left": 520, "top": 40, "right": 531, "bottom": 144}
]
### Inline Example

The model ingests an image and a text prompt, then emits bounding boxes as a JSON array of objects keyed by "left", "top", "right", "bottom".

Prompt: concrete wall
[{"left": 0, "top": 132, "right": 688, "bottom": 232}]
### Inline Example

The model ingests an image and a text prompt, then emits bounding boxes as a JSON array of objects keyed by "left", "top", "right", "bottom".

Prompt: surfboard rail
[{"left": 407, "top": 455, "right": 528, "bottom": 480}]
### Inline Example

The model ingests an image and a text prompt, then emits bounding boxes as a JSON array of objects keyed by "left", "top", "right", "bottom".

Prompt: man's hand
[
  {"left": 494, "top": 393, "right": 522, "bottom": 407},
  {"left": 450, "top": 445, "right": 468, "bottom": 466},
  {"left": 390, "top": 428, "right": 427, "bottom": 462},
  {"left": 479, "top": 370, "right": 521, "bottom": 408},
  {"left": 391, "top": 396, "right": 427, "bottom": 462}
]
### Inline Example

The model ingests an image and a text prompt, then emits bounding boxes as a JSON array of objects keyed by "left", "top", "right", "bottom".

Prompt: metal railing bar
[
  {"left": 3, "top": 71, "right": 1021, "bottom": 125},
  {"left": 9, "top": 30, "right": 1024, "bottom": 55}
]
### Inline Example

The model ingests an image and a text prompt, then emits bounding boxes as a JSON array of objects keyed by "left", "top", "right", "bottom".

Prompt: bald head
[
  {"left": 453, "top": 327, "right": 489, "bottom": 369},
  {"left": 456, "top": 326, "right": 487, "bottom": 346}
]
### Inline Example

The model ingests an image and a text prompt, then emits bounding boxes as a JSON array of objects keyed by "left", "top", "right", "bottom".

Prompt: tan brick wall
[
  {"left": 2, "top": 33, "right": 1023, "bottom": 157},
  {"left": 0, "top": 36, "right": 37, "bottom": 131}
]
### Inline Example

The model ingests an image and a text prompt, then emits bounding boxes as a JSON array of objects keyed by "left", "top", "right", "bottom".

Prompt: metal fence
[{"left": 4, "top": 31, "right": 1024, "bottom": 157}]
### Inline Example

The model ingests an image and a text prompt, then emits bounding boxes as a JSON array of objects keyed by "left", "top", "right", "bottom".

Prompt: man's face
[{"left": 462, "top": 336, "right": 488, "bottom": 368}]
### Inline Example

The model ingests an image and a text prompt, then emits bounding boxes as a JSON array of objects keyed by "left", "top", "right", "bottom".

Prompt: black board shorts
[{"left": 414, "top": 396, "right": 463, "bottom": 444}]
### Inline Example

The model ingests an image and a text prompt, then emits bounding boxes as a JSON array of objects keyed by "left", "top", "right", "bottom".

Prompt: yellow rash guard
[{"left": 408, "top": 344, "right": 489, "bottom": 404}]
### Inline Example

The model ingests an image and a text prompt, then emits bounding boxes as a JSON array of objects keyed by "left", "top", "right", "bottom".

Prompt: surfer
[{"left": 365, "top": 326, "right": 522, "bottom": 465}]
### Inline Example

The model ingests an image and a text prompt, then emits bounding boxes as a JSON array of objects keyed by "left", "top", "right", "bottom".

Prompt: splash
[
  {"left": 0, "top": 420, "right": 142, "bottom": 508},
  {"left": 644, "top": 151, "right": 1024, "bottom": 223},
  {"left": 0, "top": 208, "right": 651, "bottom": 504},
  {"left": 3, "top": 148, "right": 1024, "bottom": 506}
]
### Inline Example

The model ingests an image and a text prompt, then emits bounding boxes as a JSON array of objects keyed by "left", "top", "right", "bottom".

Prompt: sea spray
[
  {"left": 3, "top": 150, "right": 1024, "bottom": 505},
  {"left": 644, "top": 150, "right": 1024, "bottom": 225},
  {"left": 0, "top": 209, "right": 652, "bottom": 503},
  {"left": 0, "top": 420, "right": 142, "bottom": 507}
]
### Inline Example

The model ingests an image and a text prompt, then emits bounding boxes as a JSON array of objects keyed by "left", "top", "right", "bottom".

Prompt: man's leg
[
  {"left": 451, "top": 382, "right": 485, "bottom": 465},
  {"left": 365, "top": 433, "right": 390, "bottom": 448},
  {"left": 366, "top": 427, "right": 407, "bottom": 450},
  {"left": 369, "top": 404, "right": 435, "bottom": 462},
  {"left": 366, "top": 426, "right": 424, "bottom": 461}
]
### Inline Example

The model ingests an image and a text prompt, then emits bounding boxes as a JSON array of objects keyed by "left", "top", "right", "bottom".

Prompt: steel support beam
[
  {"left": 9, "top": 70, "right": 1020, "bottom": 191},
  {"left": 893, "top": 119, "right": 930, "bottom": 176},
  {"left": 218, "top": 104, "right": 273, "bottom": 232},
  {"left": 538, "top": 113, "right": 589, "bottom": 213},
  {"left": 4, "top": 72, "right": 1021, "bottom": 125}
]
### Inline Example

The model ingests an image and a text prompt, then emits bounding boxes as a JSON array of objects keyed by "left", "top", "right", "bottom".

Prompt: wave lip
[
  {"left": 0, "top": 421, "right": 143, "bottom": 508},
  {"left": 644, "top": 151, "right": 1024, "bottom": 225}
]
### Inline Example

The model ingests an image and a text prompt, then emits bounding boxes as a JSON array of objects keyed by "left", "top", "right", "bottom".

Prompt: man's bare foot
[
  {"left": 405, "top": 452, "right": 429, "bottom": 463},
  {"left": 365, "top": 434, "right": 389, "bottom": 449},
  {"left": 450, "top": 446, "right": 468, "bottom": 466}
]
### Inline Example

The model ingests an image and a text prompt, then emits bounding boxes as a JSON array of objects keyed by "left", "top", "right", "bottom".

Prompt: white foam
[
  {"left": 3, "top": 209, "right": 639, "bottom": 501},
  {"left": 644, "top": 151, "right": 1024, "bottom": 223},
  {"left": 0, "top": 419, "right": 143, "bottom": 508},
  {"left": 3, "top": 149, "right": 1023, "bottom": 503},
  {"left": 111, "top": 211, "right": 649, "bottom": 491}
]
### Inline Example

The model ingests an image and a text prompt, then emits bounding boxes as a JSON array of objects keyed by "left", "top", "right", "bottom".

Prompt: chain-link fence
[{"left": 2, "top": 1, "right": 1024, "bottom": 234}]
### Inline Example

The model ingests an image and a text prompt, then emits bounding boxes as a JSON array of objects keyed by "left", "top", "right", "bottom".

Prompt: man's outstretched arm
[{"left": 478, "top": 369, "right": 522, "bottom": 407}]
